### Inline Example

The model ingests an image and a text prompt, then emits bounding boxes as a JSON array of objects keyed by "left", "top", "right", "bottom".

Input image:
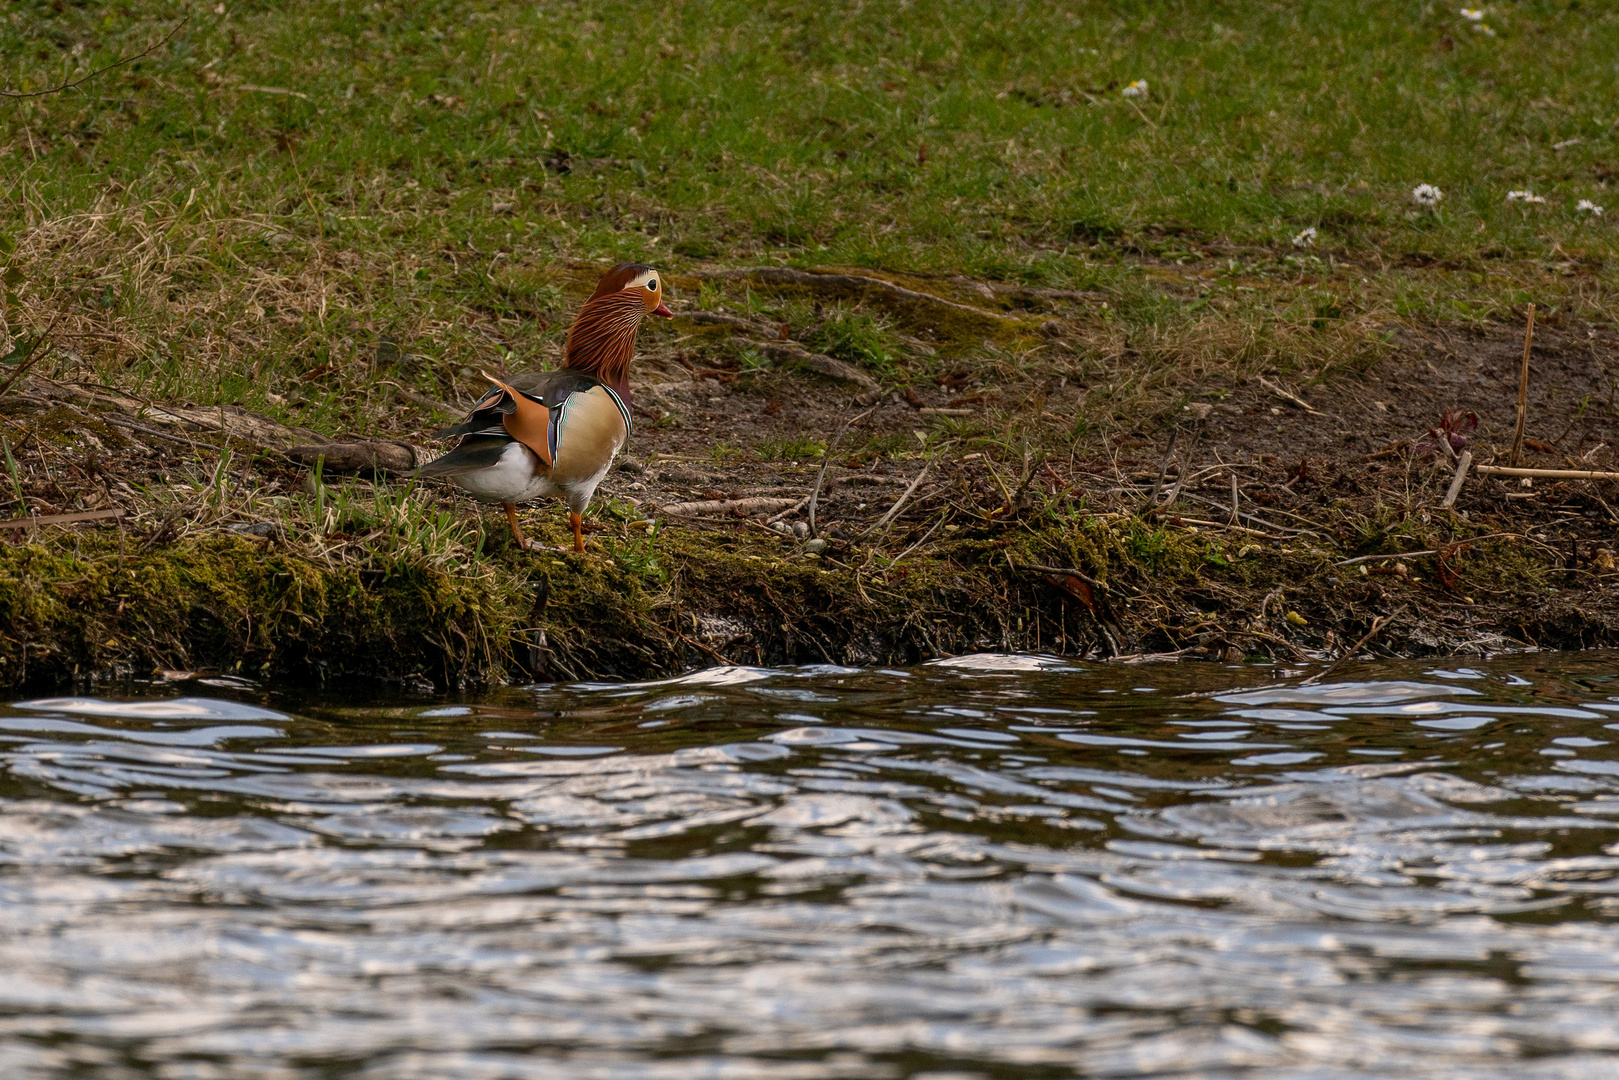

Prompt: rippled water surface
[{"left": 9, "top": 654, "right": 1619, "bottom": 1078}]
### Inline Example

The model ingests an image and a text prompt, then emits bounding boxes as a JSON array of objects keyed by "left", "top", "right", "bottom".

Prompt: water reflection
[{"left": 3, "top": 656, "right": 1619, "bottom": 1077}]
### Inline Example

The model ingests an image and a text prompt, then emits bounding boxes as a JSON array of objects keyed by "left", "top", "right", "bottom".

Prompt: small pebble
[
  {"left": 770, "top": 521, "right": 791, "bottom": 535},
  {"left": 792, "top": 521, "right": 809, "bottom": 538},
  {"left": 804, "top": 538, "right": 828, "bottom": 555},
  {"left": 228, "top": 521, "right": 283, "bottom": 540}
]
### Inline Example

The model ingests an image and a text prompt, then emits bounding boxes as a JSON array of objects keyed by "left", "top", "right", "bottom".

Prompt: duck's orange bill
[{"left": 481, "top": 370, "right": 552, "bottom": 468}]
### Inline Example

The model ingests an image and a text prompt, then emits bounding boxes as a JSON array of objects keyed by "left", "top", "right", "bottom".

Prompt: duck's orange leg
[
  {"left": 505, "top": 502, "right": 542, "bottom": 552},
  {"left": 569, "top": 511, "right": 585, "bottom": 553}
]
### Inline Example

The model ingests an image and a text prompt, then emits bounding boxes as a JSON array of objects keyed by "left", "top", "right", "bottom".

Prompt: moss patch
[{"left": 6, "top": 497, "right": 1615, "bottom": 692}]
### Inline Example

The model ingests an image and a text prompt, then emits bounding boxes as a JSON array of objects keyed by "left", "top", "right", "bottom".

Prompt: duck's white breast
[{"left": 452, "top": 442, "right": 556, "bottom": 503}]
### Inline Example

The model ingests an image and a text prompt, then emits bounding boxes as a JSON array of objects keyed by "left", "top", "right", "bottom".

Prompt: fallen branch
[
  {"left": 889, "top": 512, "right": 947, "bottom": 563},
  {"left": 1226, "top": 627, "right": 1314, "bottom": 662},
  {"left": 286, "top": 440, "right": 418, "bottom": 476},
  {"left": 131, "top": 401, "right": 320, "bottom": 449},
  {"left": 749, "top": 341, "right": 879, "bottom": 391}
]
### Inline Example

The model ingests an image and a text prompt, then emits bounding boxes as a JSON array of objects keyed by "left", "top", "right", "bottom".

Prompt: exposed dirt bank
[{"left": 3, "top": 272, "right": 1618, "bottom": 690}]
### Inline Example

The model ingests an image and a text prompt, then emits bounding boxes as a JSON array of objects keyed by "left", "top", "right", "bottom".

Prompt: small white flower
[
  {"left": 1473, "top": 22, "right": 1496, "bottom": 36},
  {"left": 1292, "top": 226, "right": 1317, "bottom": 248},
  {"left": 1506, "top": 190, "right": 1546, "bottom": 204},
  {"left": 1460, "top": 7, "right": 1484, "bottom": 21},
  {"left": 1121, "top": 79, "right": 1148, "bottom": 98},
  {"left": 1577, "top": 199, "right": 1606, "bottom": 216},
  {"left": 1412, "top": 183, "right": 1444, "bottom": 207}
]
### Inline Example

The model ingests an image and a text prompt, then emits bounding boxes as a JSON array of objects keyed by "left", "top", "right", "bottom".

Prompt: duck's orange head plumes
[{"left": 562, "top": 263, "right": 671, "bottom": 403}]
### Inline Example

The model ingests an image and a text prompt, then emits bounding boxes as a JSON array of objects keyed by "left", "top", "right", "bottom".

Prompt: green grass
[
  {"left": 808, "top": 309, "right": 901, "bottom": 377},
  {"left": 753, "top": 436, "right": 829, "bottom": 461},
  {"left": 0, "top": 0, "right": 1615, "bottom": 434}
]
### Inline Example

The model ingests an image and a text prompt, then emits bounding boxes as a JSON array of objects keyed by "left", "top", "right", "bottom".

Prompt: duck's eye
[{"left": 646, "top": 279, "right": 658, "bottom": 291}]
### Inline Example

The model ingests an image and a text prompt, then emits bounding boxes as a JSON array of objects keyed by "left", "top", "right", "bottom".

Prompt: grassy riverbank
[{"left": 1, "top": 1, "right": 1617, "bottom": 687}]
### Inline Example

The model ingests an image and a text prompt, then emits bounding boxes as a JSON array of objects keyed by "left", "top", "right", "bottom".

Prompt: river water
[{"left": 5, "top": 654, "right": 1619, "bottom": 1078}]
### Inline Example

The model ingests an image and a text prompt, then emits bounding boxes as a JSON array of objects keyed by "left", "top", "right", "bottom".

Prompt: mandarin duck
[{"left": 416, "top": 263, "right": 671, "bottom": 552}]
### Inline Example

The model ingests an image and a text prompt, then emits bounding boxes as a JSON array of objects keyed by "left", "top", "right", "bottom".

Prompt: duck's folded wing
[
  {"left": 430, "top": 375, "right": 527, "bottom": 441},
  {"left": 431, "top": 370, "right": 608, "bottom": 467}
]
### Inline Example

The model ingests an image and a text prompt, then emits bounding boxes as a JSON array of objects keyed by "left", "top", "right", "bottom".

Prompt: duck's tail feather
[{"left": 412, "top": 435, "right": 514, "bottom": 478}]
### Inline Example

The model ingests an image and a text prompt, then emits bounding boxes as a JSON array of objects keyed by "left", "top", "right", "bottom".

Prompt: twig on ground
[
  {"left": 1003, "top": 447, "right": 1046, "bottom": 515},
  {"left": 1475, "top": 464, "right": 1619, "bottom": 481},
  {"left": 0, "top": 508, "right": 123, "bottom": 530},
  {"left": 1146, "top": 429, "right": 1179, "bottom": 507},
  {"left": 1258, "top": 376, "right": 1320, "bottom": 414},
  {"left": 863, "top": 456, "right": 935, "bottom": 537},
  {"left": 98, "top": 413, "right": 220, "bottom": 450},
  {"left": 659, "top": 496, "right": 803, "bottom": 518},
  {"left": 764, "top": 496, "right": 810, "bottom": 524},
  {"left": 1440, "top": 450, "right": 1473, "bottom": 509},
  {"left": 1301, "top": 607, "right": 1403, "bottom": 685},
  {"left": 139, "top": 501, "right": 196, "bottom": 553},
  {"left": 1335, "top": 549, "right": 1436, "bottom": 567},
  {"left": 808, "top": 404, "right": 877, "bottom": 539},
  {"left": 1177, "top": 492, "right": 1320, "bottom": 537},
  {"left": 0, "top": 16, "right": 190, "bottom": 99},
  {"left": 980, "top": 453, "right": 1016, "bottom": 508},
  {"left": 1019, "top": 561, "right": 1115, "bottom": 595},
  {"left": 1107, "top": 647, "right": 1202, "bottom": 663},
  {"left": 0, "top": 316, "right": 64, "bottom": 397},
  {"left": 1226, "top": 627, "right": 1314, "bottom": 662},
  {"left": 1510, "top": 304, "right": 1535, "bottom": 467},
  {"left": 888, "top": 513, "right": 948, "bottom": 564},
  {"left": 1169, "top": 516, "right": 1278, "bottom": 537},
  {"left": 384, "top": 382, "right": 457, "bottom": 415}
]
